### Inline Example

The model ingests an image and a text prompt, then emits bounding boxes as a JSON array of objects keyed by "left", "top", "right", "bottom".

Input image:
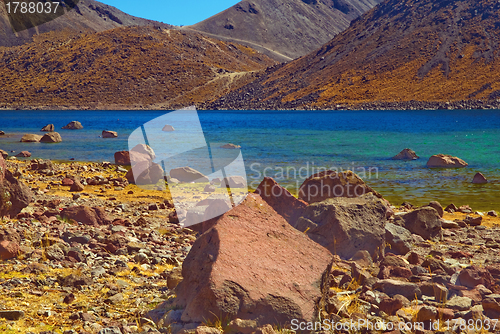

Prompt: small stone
[
  {"left": 0, "top": 310, "right": 24, "bottom": 320},
  {"left": 446, "top": 296, "right": 472, "bottom": 311},
  {"left": 70, "top": 180, "right": 85, "bottom": 192},
  {"left": 63, "top": 293, "right": 75, "bottom": 304},
  {"left": 488, "top": 210, "right": 498, "bottom": 217},
  {"left": 104, "top": 293, "right": 124, "bottom": 305}
]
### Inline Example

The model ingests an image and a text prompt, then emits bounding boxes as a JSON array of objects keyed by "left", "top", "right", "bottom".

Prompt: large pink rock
[
  {"left": 0, "top": 155, "right": 33, "bottom": 217},
  {"left": 426, "top": 154, "right": 468, "bottom": 168},
  {"left": 298, "top": 170, "right": 381, "bottom": 204},
  {"left": 173, "top": 193, "right": 333, "bottom": 326},
  {"left": 254, "top": 177, "right": 307, "bottom": 225}
]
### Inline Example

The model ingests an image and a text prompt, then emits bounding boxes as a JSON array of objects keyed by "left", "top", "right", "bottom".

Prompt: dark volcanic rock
[
  {"left": 172, "top": 193, "right": 333, "bottom": 326},
  {"left": 294, "top": 193, "right": 387, "bottom": 261}
]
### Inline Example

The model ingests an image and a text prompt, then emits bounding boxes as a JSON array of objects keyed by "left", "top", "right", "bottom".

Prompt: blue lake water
[{"left": 1, "top": 109, "right": 499, "bottom": 211}]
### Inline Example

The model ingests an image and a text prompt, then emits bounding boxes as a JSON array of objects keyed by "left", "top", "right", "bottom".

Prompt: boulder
[
  {"left": 102, "top": 131, "right": 118, "bottom": 138},
  {"left": 426, "top": 154, "right": 468, "bottom": 168},
  {"left": 130, "top": 144, "right": 155, "bottom": 160},
  {"left": 0, "top": 156, "right": 33, "bottom": 217},
  {"left": 221, "top": 143, "right": 241, "bottom": 149},
  {"left": 472, "top": 172, "right": 488, "bottom": 184},
  {"left": 62, "top": 121, "right": 83, "bottom": 130},
  {"left": 15, "top": 151, "right": 31, "bottom": 157},
  {"left": 126, "top": 161, "right": 164, "bottom": 186},
  {"left": 221, "top": 176, "right": 246, "bottom": 188},
  {"left": 394, "top": 207, "right": 442, "bottom": 241},
  {"left": 393, "top": 148, "right": 419, "bottom": 160},
  {"left": 0, "top": 150, "right": 7, "bottom": 159},
  {"left": 70, "top": 180, "right": 85, "bottom": 192},
  {"left": 374, "top": 279, "right": 422, "bottom": 299},
  {"left": 293, "top": 193, "right": 387, "bottom": 261},
  {"left": 20, "top": 134, "right": 42, "bottom": 142},
  {"left": 426, "top": 201, "right": 444, "bottom": 217},
  {"left": 40, "top": 124, "right": 54, "bottom": 132},
  {"left": 254, "top": 177, "right": 307, "bottom": 225},
  {"left": 114, "top": 151, "right": 130, "bottom": 165},
  {"left": 0, "top": 240, "right": 19, "bottom": 260},
  {"left": 385, "top": 223, "right": 412, "bottom": 255},
  {"left": 298, "top": 171, "right": 381, "bottom": 204},
  {"left": 162, "top": 125, "right": 175, "bottom": 131},
  {"left": 172, "top": 194, "right": 333, "bottom": 326},
  {"left": 60, "top": 206, "right": 111, "bottom": 226},
  {"left": 0, "top": 131, "right": 4, "bottom": 136},
  {"left": 40, "top": 132, "right": 62, "bottom": 143},
  {"left": 170, "top": 167, "right": 209, "bottom": 183},
  {"left": 482, "top": 294, "right": 500, "bottom": 319}
]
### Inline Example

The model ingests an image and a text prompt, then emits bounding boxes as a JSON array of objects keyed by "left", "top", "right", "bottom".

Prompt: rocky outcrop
[
  {"left": 393, "top": 148, "right": 419, "bottom": 160},
  {"left": 394, "top": 207, "right": 442, "bottom": 241},
  {"left": 254, "top": 177, "right": 307, "bottom": 225},
  {"left": 170, "top": 167, "right": 209, "bottom": 183},
  {"left": 171, "top": 194, "right": 333, "bottom": 326},
  {"left": 0, "top": 155, "right": 33, "bottom": 217},
  {"left": 293, "top": 193, "right": 387, "bottom": 261},
  {"left": 298, "top": 170, "right": 381, "bottom": 204},
  {"left": 472, "top": 172, "right": 488, "bottom": 184},
  {"left": 60, "top": 206, "right": 111, "bottom": 226},
  {"left": 40, "top": 124, "right": 54, "bottom": 132},
  {"left": 426, "top": 154, "right": 468, "bottom": 168},
  {"left": 20, "top": 134, "right": 42, "bottom": 142},
  {"left": 102, "top": 131, "right": 118, "bottom": 138},
  {"left": 40, "top": 132, "right": 62, "bottom": 143},
  {"left": 62, "top": 121, "right": 83, "bottom": 130}
]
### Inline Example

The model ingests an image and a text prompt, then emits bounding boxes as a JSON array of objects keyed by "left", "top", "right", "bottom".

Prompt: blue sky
[{"left": 98, "top": 0, "right": 240, "bottom": 26}]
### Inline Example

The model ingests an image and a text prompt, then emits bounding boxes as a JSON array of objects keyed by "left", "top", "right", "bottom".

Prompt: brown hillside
[
  {"left": 0, "top": 0, "right": 170, "bottom": 47},
  {"left": 189, "top": 0, "right": 382, "bottom": 61},
  {"left": 207, "top": 0, "right": 500, "bottom": 109},
  {"left": 0, "top": 26, "right": 276, "bottom": 109}
]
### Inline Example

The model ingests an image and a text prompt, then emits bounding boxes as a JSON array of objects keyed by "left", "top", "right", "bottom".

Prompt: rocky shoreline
[
  {"left": 0, "top": 156, "right": 499, "bottom": 334},
  {"left": 1, "top": 99, "right": 500, "bottom": 112}
]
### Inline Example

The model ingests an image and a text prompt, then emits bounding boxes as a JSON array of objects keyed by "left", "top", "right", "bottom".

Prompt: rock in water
[
  {"left": 472, "top": 172, "right": 488, "bottom": 184},
  {"left": 0, "top": 131, "right": 4, "bottom": 135},
  {"left": 426, "top": 154, "right": 468, "bottom": 168},
  {"left": 394, "top": 207, "right": 442, "bottom": 241},
  {"left": 170, "top": 167, "right": 209, "bottom": 183},
  {"left": 298, "top": 170, "right": 381, "bottom": 204},
  {"left": 62, "top": 121, "right": 83, "bottom": 130},
  {"left": 102, "top": 130, "right": 118, "bottom": 138},
  {"left": 221, "top": 143, "right": 241, "bottom": 149},
  {"left": 0, "top": 155, "right": 33, "bottom": 217},
  {"left": 254, "top": 177, "right": 307, "bottom": 225},
  {"left": 40, "top": 124, "right": 54, "bottom": 132},
  {"left": 40, "top": 132, "right": 62, "bottom": 143},
  {"left": 172, "top": 194, "right": 333, "bottom": 326},
  {"left": 15, "top": 151, "right": 31, "bottom": 157},
  {"left": 293, "top": 193, "right": 387, "bottom": 261},
  {"left": 162, "top": 125, "right": 175, "bottom": 131},
  {"left": 393, "top": 148, "right": 419, "bottom": 160},
  {"left": 20, "top": 134, "right": 42, "bottom": 142}
]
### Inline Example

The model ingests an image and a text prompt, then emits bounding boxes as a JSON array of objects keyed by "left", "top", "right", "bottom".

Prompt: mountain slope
[
  {"left": 188, "top": 0, "right": 381, "bottom": 60},
  {"left": 0, "top": 0, "right": 170, "bottom": 47},
  {"left": 0, "top": 26, "right": 276, "bottom": 109},
  {"left": 206, "top": 0, "right": 500, "bottom": 109}
]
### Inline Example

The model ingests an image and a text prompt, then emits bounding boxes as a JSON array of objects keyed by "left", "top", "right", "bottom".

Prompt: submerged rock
[
  {"left": 221, "top": 143, "right": 241, "bottom": 149},
  {"left": 472, "top": 172, "right": 488, "bottom": 184},
  {"left": 15, "top": 151, "right": 31, "bottom": 157},
  {"left": 426, "top": 154, "right": 468, "bottom": 168},
  {"left": 62, "top": 121, "right": 83, "bottom": 130},
  {"left": 393, "top": 148, "right": 419, "bottom": 160},
  {"left": 20, "top": 134, "right": 42, "bottom": 142},
  {"left": 172, "top": 193, "right": 333, "bottom": 326}
]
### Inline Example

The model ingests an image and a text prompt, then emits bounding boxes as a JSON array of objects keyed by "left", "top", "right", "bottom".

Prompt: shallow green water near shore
[{"left": 0, "top": 109, "right": 499, "bottom": 212}]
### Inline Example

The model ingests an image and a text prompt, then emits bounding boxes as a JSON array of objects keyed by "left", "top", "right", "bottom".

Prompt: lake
[{"left": 1, "top": 109, "right": 499, "bottom": 211}]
